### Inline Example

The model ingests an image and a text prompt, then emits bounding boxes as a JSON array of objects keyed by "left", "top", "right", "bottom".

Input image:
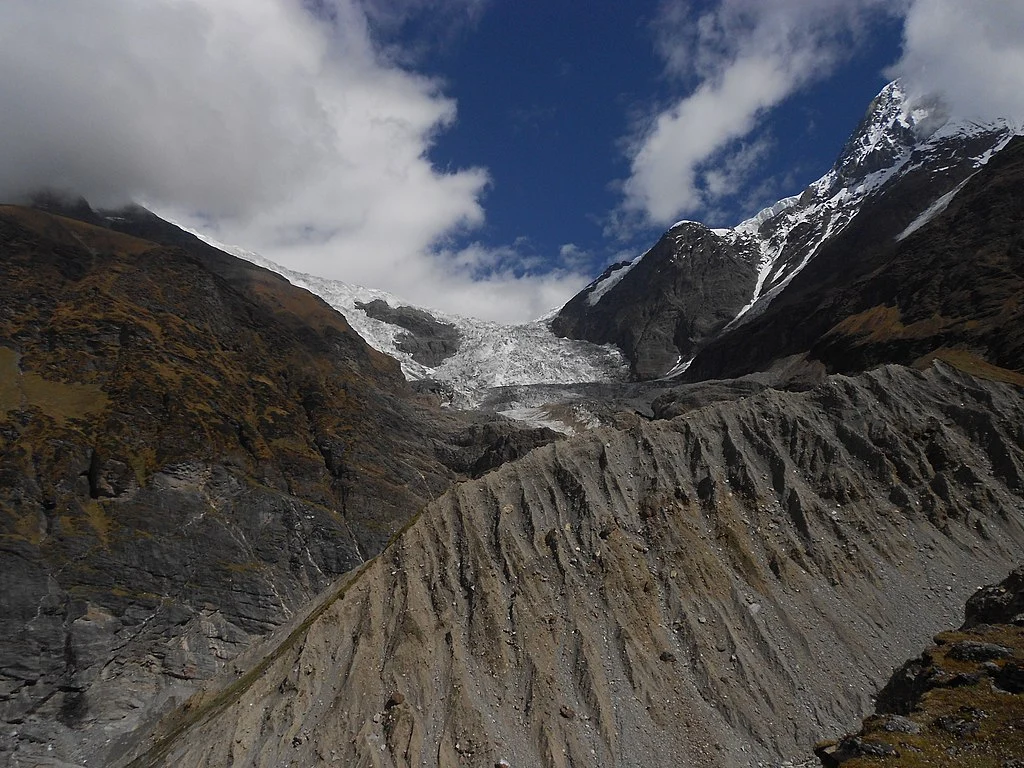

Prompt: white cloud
[
  {"left": 624, "top": 0, "right": 1024, "bottom": 230},
  {"left": 329, "top": 239, "right": 588, "bottom": 322},
  {"left": 0, "top": 0, "right": 578, "bottom": 322},
  {"left": 889, "top": 0, "right": 1024, "bottom": 123},
  {"left": 557, "top": 243, "right": 591, "bottom": 271},
  {"left": 622, "top": 0, "right": 899, "bottom": 227}
]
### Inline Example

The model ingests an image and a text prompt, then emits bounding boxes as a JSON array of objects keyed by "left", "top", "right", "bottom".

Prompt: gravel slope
[{"left": 124, "top": 363, "right": 1024, "bottom": 768}]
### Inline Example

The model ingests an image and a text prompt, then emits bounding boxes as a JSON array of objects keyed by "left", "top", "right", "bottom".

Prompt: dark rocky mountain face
[
  {"left": 553, "top": 82, "right": 1020, "bottom": 381},
  {"left": 355, "top": 298, "right": 461, "bottom": 367},
  {"left": 0, "top": 204, "right": 557, "bottom": 766},
  {"left": 687, "top": 134, "right": 1024, "bottom": 383},
  {"left": 551, "top": 223, "right": 761, "bottom": 380}
]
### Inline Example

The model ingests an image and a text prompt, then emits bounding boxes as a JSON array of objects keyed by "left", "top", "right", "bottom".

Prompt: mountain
[
  {"left": 552, "top": 81, "right": 1022, "bottom": 380},
  {"left": 0, "top": 203, "right": 558, "bottom": 766},
  {"left": 5, "top": 78, "right": 1024, "bottom": 768},
  {"left": 122, "top": 363, "right": 1024, "bottom": 768},
  {"left": 183, "top": 233, "right": 630, "bottom": 415},
  {"left": 686, "top": 131, "right": 1024, "bottom": 384}
]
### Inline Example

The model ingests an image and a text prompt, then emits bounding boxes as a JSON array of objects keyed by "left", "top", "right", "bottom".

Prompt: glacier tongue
[{"left": 177, "top": 229, "right": 629, "bottom": 412}]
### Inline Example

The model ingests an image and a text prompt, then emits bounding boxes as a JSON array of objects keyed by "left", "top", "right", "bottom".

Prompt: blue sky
[
  {"left": 2, "top": 1, "right": 1023, "bottom": 321},
  {"left": 416, "top": 2, "right": 906, "bottom": 278}
]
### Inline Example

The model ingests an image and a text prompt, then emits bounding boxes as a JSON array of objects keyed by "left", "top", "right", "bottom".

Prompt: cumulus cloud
[
  {"left": 622, "top": 0, "right": 1024, "bottom": 231},
  {"left": 622, "top": 0, "right": 899, "bottom": 227},
  {"left": 889, "top": 0, "right": 1024, "bottom": 123},
  {"left": 0, "top": 0, "right": 583, "bottom": 322},
  {"left": 385, "top": 242, "right": 590, "bottom": 322}
]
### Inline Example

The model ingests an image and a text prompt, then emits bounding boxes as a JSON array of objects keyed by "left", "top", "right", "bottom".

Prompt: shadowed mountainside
[
  {"left": 553, "top": 83, "right": 1019, "bottom": 382},
  {"left": 124, "top": 363, "right": 1024, "bottom": 768},
  {"left": 551, "top": 224, "right": 761, "bottom": 380},
  {"left": 0, "top": 204, "right": 557, "bottom": 766},
  {"left": 686, "top": 136, "right": 1024, "bottom": 384}
]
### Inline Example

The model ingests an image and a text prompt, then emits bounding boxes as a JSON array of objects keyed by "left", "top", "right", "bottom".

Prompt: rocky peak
[
  {"left": 552, "top": 81, "right": 1021, "bottom": 380},
  {"left": 550, "top": 221, "right": 762, "bottom": 380},
  {"left": 828, "top": 80, "right": 946, "bottom": 188}
]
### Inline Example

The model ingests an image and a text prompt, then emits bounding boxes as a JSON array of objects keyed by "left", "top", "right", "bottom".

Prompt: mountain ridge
[
  {"left": 552, "top": 81, "right": 1022, "bottom": 380},
  {"left": 122, "top": 362, "right": 1024, "bottom": 768},
  {"left": 684, "top": 132, "right": 1024, "bottom": 383},
  {"left": 0, "top": 203, "right": 561, "bottom": 767}
]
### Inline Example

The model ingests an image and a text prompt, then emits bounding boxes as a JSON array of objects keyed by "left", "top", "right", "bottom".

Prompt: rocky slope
[
  {"left": 0, "top": 204, "right": 557, "bottom": 767},
  {"left": 817, "top": 567, "right": 1024, "bottom": 766},
  {"left": 122, "top": 362, "right": 1024, "bottom": 768},
  {"left": 553, "top": 81, "right": 1021, "bottom": 380}
]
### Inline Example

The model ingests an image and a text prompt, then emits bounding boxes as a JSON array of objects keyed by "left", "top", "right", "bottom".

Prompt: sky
[{"left": 1, "top": 1, "right": 1024, "bottom": 322}]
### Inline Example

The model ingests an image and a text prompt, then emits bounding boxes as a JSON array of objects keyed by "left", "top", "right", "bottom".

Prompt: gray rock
[
  {"left": 947, "top": 640, "right": 1013, "bottom": 662},
  {"left": 356, "top": 299, "right": 461, "bottom": 366}
]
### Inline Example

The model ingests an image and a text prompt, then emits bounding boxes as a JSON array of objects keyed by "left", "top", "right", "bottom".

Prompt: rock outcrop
[
  {"left": 356, "top": 299, "right": 462, "bottom": 367},
  {"left": 816, "top": 567, "right": 1024, "bottom": 767},
  {"left": 123, "top": 363, "right": 1024, "bottom": 768},
  {"left": 551, "top": 223, "right": 761, "bottom": 380}
]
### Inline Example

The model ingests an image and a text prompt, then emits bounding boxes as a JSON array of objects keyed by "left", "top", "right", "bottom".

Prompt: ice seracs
[{"left": 180, "top": 228, "right": 629, "bottom": 411}]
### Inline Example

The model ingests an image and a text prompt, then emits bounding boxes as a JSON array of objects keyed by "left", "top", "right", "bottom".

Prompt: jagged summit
[
  {"left": 827, "top": 80, "right": 946, "bottom": 185},
  {"left": 553, "top": 80, "right": 1022, "bottom": 380}
]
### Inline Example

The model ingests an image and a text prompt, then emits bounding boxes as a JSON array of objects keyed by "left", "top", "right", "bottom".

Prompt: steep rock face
[
  {"left": 0, "top": 205, "right": 558, "bottom": 767},
  {"left": 816, "top": 568, "right": 1024, "bottom": 766},
  {"left": 126, "top": 363, "right": 1024, "bottom": 768},
  {"left": 553, "top": 81, "right": 1020, "bottom": 380},
  {"left": 355, "top": 299, "right": 461, "bottom": 367},
  {"left": 686, "top": 134, "right": 1024, "bottom": 382},
  {"left": 551, "top": 223, "right": 761, "bottom": 380}
]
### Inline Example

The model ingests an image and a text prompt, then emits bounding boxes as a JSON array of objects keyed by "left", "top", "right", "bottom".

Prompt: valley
[{"left": 2, "top": 79, "right": 1024, "bottom": 767}]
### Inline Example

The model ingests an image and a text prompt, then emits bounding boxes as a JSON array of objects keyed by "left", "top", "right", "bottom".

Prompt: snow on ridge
[
  {"left": 585, "top": 256, "right": 641, "bottom": 307},
  {"left": 722, "top": 85, "right": 1019, "bottom": 332},
  {"left": 734, "top": 195, "right": 800, "bottom": 237},
  {"left": 895, "top": 121, "right": 1021, "bottom": 242},
  {"left": 896, "top": 179, "right": 970, "bottom": 242}
]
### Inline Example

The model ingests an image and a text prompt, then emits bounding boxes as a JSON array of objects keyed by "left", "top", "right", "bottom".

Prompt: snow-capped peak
[{"left": 720, "top": 80, "right": 1020, "bottom": 329}]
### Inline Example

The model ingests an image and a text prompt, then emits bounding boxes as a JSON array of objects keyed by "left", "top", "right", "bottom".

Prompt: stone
[{"left": 947, "top": 641, "right": 1013, "bottom": 662}]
